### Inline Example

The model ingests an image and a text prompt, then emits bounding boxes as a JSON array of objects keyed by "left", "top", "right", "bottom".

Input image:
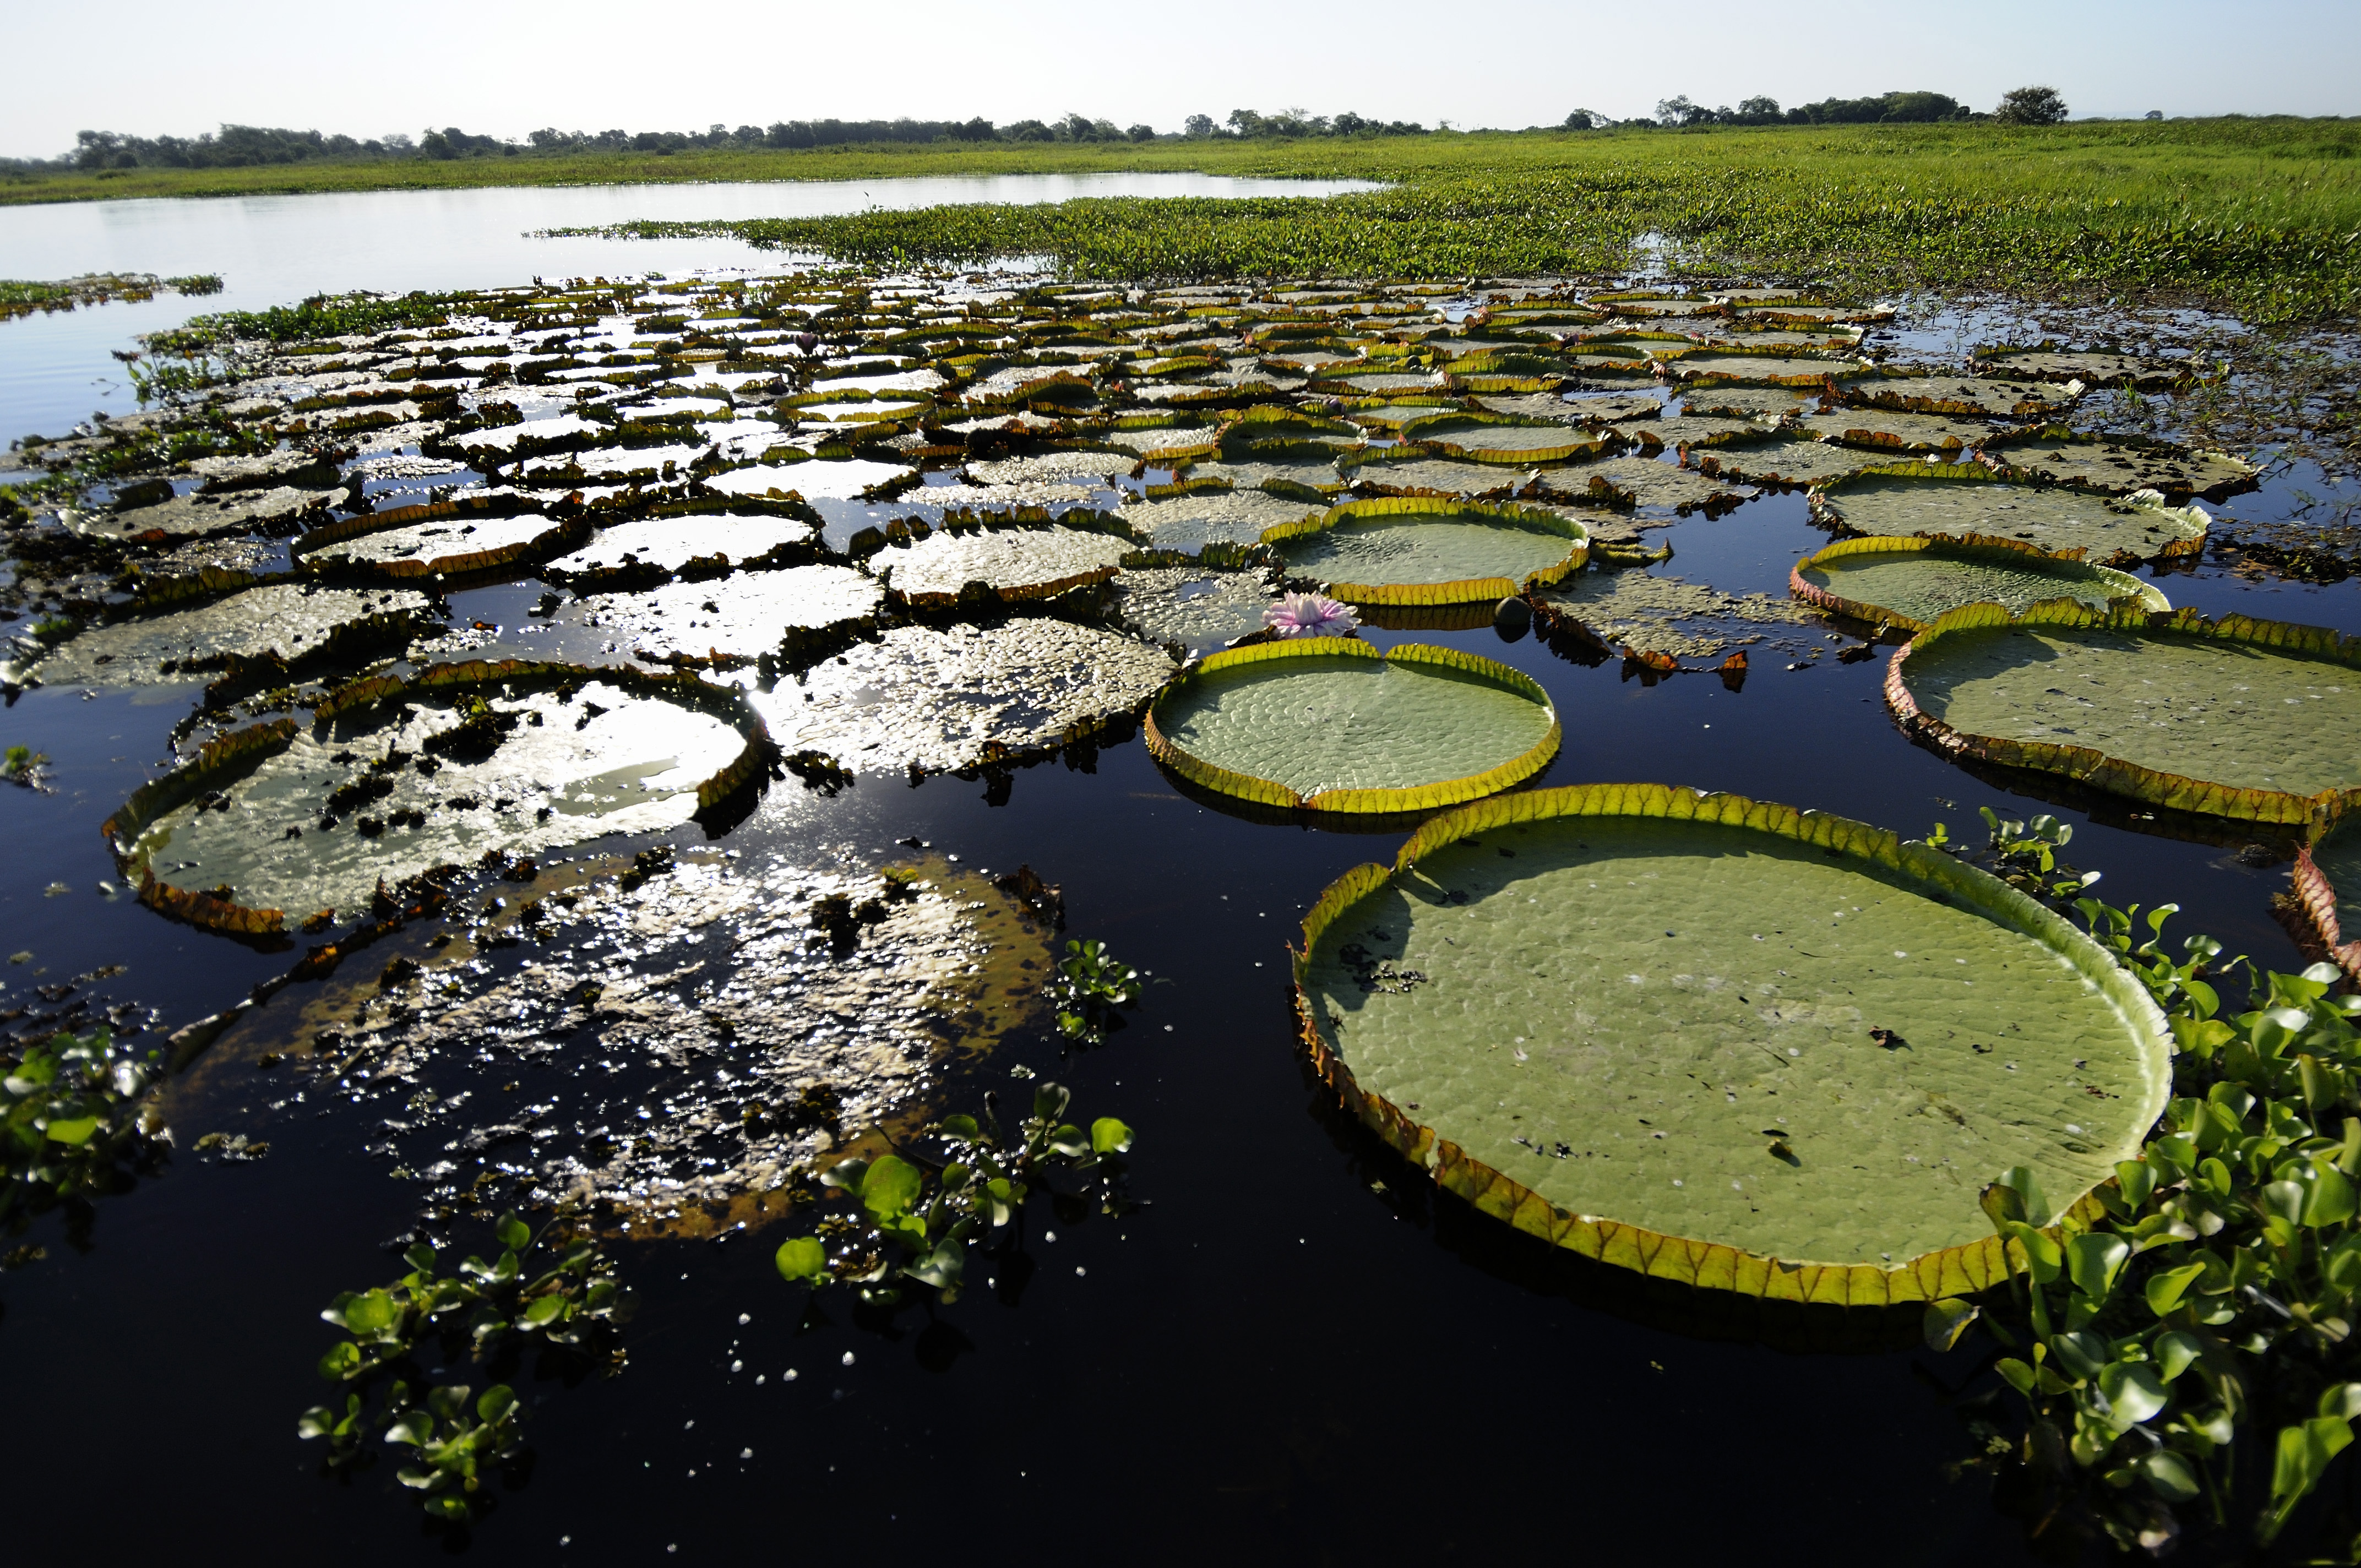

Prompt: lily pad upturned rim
[
  {"left": 1391, "top": 410, "right": 1608, "bottom": 466},
  {"left": 2291, "top": 839, "right": 2361, "bottom": 984},
  {"left": 1260, "top": 498, "right": 1591, "bottom": 606},
  {"left": 292, "top": 494, "right": 590, "bottom": 583},
  {"left": 1789, "top": 534, "right": 2169, "bottom": 633},
  {"left": 1886, "top": 600, "right": 2361, "bottom": 825},
  {"left": 1290, "top": 781, "right": 2171, "bottom": 1305},
  {"left": 1143, "top": 638, "right": 1560, "bottom": 814},
  {"left": 1807, "top": 459, "right": 2211, "bottom": 564},
  {"left": 100, "top": 657, "right": 773, "bottom": 939}
]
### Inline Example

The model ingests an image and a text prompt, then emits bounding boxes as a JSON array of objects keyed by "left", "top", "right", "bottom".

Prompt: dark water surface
[
  {"left": 3, "top": 228, "right": 2359, "bottom": 1560},
  {"left": 2, "top": 477, "right": 2353, "bottom": 1563}
]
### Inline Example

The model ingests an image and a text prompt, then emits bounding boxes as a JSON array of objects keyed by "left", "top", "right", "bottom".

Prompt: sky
[{"left": 7, "top": 0, "right": 2356, "bottom": 158}]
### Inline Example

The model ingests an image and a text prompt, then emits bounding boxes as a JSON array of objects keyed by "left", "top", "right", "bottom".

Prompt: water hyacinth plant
[{"left": 1261, "top": 592, "right": 1359, "bottom": 638}]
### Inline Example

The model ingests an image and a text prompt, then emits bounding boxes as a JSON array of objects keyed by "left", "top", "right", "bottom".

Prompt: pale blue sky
[{"left": 7, "top": 0, "right": 2354, "bottom": 157}]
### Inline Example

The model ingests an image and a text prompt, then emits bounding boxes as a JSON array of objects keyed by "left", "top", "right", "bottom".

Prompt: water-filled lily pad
[
  {"left": 1888, "top": 602, "right": 2361, "bottom": 823},
  {"left": 1973, "top": 347, "right": 2189, "bottom": 388},
  {"left": 1792, "top": 537, "right": 2167, "bottom": 631},
  {"left": 1849, "top": 375, "right": 2074, "bottom": 420},
  {"left": 67, "top": 484, "right": 344, "bottom": 541},
  {"left": 763, "top": 620, "right": 1173, "bottom": 775},
  {"left": 1264, "top": 499, "right": 1588, "bottom": 605},
  {"left": 576, "top": 565, "right": 882, "bottom": 662},
  {"left": 1145, "top": 639, "right": 1557, "bottom": 812},
  {"left": 23, "top": 582, "right": 434, "bottom": 689},
  {"left": 1981, "top": 432, "right": 2257, "bottom": 502},
  {"left": 1533, "top": 457, "right": 1752, "bottom": 515},
  {"left": 108, "top": 663, "right": 764, "bottom": 928},
  {"left": 877, "top": 525, "right": 1130, "bottom": 604},
  {"left": 1293, "top": 784, "right": 2172, "bottom": 1302},
  {"left": 1812, "top": 464, "right": 2209, "bottom": 564},
  {"left": 1122, "top": 488, "right": 1319, "bottom": 554},
  {"left": 547, "top": 513, "right": 818, "bottom": 576},
  {"left": 1115, "top": 567, "right": 1281, "bottom": 656},
  {"left": 1395, "top": 413, "right": 1609, "bottom": 465}
]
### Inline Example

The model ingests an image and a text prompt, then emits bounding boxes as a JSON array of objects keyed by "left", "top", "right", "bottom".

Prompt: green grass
[{"left": 14, "top": 121, "right": 2358, "bottom": 320}]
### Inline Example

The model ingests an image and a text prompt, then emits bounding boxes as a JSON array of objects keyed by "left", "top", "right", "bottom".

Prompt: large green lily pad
[
  {"left": 64, "top": 484, "right": 345, "bottom": 541},
  {"left": 1293, "top": 785, "right": 2172, "bottom": 1302},
  {"left": 1849, "top": 375, "right": 2074, "bottom": 419},
  {"left": 1145, "top": 639, "right": 1558, "bottom": 812},
  {"left": 1396, "top": 414, "right": 1609, "bottom": 465},
  {"left": 1793, "top": 537, "right": 2167, "bottom": 631},
  {"left": 1889, "top": 602, "right": 2361, "bottom": 822},
  {"left": 1812, "top": 464, "right": 2210, "bottom": 564},
  {"left": 1264, "top": 499, "right": 1588, "bottom": 605},
  {"left": 1671, "top": 354, "right": 1868, "bottom": 386},
  {"left": 1533, "top": 457, "right": 1752, "bottom": 515},
  {"left": 1799, "top": 410, "right": 1992, "bottom": 454}
]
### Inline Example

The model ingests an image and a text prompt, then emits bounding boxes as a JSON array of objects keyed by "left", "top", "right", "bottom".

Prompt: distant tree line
[
  {"left": 28, "top": 108, "right": 1427, "bottom": 172},
  {"left": 1566, "top": 86, "right": 2070, "bottom": 131}
]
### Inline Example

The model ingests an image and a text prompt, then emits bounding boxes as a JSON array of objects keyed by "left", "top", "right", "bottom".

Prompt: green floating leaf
[
  {"left": 1791, "top": 535, "right": 2166, "bottom": 632},
  {"left": 1090, "top": 1117, "right": 1135, "bottom": 1156},
  {"left": 1292, "top": 783, "right": 2172, "bottom": 1304},
  {"left": 1146, "top": 640, "right": 1559, "bottom": 814},
  {"left": 774, "top": 1236, "right": 828, "bottom": 1284}
]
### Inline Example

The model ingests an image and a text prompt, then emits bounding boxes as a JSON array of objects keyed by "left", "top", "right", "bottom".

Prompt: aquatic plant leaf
[
  {"left": 1690, "top": 439, "right": 1885, "bottom": 489},
  {"left": 1792, "top": 536, "right": 2167, "bottom": 632},
  {"left": 113, "top": 665, "right": 763, "bottom": 921},
  {"left": 21, "top": 583, "right": 434, "bottom": 689},
  {"left": 1114, "top": 566, "right": 1281, "bottom": 656},
  {"left": 1393, "top": 412, "right": 1611, "bottom": 466},
  {"left": 1798, "top": 410, "right": 1992, "bottom": 455},
  {"left": 763, "top": 622, "right": 1173, "bottom": 776},
  {"left": 1979, "top": 430, "right": 2258, "bottom": 502},
  {"left": 1291, "top": 783, "right": 2173, "bottom": 1301},
  {"left": 1263, "top": 499, "right": 1588, "bottom": 606},
  {"left": 64, "top": 484, "right": 345, "bottom": 542},
  {"left": 774, "top": 1237, "right": 828, "bottom": 1283},
  {"left": 1532, "top": 457, "right": 1753, "bottom": 516},
  {"left": 2289, "top": 819, "right": 2361, "bottom": 983},
  {"left": 546, "top": 514, "right": 818, "bottom": 576},
  {"left": 574, "top": 565, "right": 882, "bottom": 663},
  {"left": 1811, "top": 462, "right": 2208, "bottom": 565},
  {"left": 877, "top": 526, "right": 1129, "bottom": 605},
  {"left": 1536, "top": 570, "right": 1808, "bottom": 661},
  {"left": 1972, "top": 346, "right": 2191, "bottom": 388},
  {"left": 1120, "top": 488, "right": 1319, "bottom": 554},
  {"left": 1848, "top": 374, "right": 2075, "bottom": 420},
  {"left": 1145, "top": 639, "right": 1558, "bottom": 813},
  {"left": 1888, "top": 601, "right": 2361, "bottom": 824}
]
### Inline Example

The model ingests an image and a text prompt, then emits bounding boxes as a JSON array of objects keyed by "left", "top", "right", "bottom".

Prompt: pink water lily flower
[{"left": 1262, "top": 592, "right": 1359, "bottom": 638}]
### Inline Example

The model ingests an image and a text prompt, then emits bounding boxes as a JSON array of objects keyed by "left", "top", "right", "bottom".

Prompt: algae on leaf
[{"left": 1294, "top": 785, "right": 2172, "bottom": 1302}]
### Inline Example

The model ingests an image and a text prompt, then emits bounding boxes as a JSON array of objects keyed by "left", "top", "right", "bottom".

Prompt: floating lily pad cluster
[{"left": 0, "top": 262, "right": 2306, "bottom": 1306}]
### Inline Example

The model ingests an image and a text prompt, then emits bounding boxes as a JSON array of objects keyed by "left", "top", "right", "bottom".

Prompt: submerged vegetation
[{"left": 0, "top": 272, "right": 222, "bottom": 323}]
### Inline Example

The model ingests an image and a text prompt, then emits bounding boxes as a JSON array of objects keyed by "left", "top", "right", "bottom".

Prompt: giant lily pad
[
  {"left": 1981, "top": 431, "right": 2257, "bottom": 502},
  {"left": 1115, "top": 567, "right": 1281, "bottom": 656},
  {"left": 1887, "top": 602, "right": 2361, "bottom": 823},
  {"left": 104, "top": 661, "right": 767, "bottom": 932},
  {"left": 1792, "top": 537, "right": 2167, "bottom": 632},
  {"left": 1263, "top": 499, "right": 1588, "bottom": 606},
  {"left": 763, "top": 620, "right": 1173, "bottom": 775},
  {"left": 1670, "top": 353, "right": 1870, "bottom": 388},
  {"left": 547, "top": 513, "right": 818, "bottom": 576},
  {"left": 576, "top": 565, "right": 883, "bottom": 663},
  {"left": 1534, "top": 458, "right": 1753, "bottom": 515},
  {"left": 877, "top": 525, "right": 1131, "bottom": 605},
  {"left": 1395, "top": 413, "right": 1610, "bottom": 465},
  {"left": 1811, "top": 463, "right": 2209, "bottom": 565},
  {"left": 20, "top": 582, "right": 434, "bottom": 689},
  {"left": 1293, "top": 784, "right": 2172, "bottom": 1303},
  {"left": 296, "top": 503, "right": 580, "bottom": 579},
  {"left": 1848, "top": 375, "right": 2074, "bottom": 420},
  {"left": 1145, "top": 639, "right": 1557, "bottom": 812},
  {"left": 1122, "top": 488, "right": 1319, "bottom": 554},
  {"left": 1973, "top": 346, "right": 2190, "bottom": 389},
  {"left": 66, "top": 484, "right": 345, "bottom": 541}
]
